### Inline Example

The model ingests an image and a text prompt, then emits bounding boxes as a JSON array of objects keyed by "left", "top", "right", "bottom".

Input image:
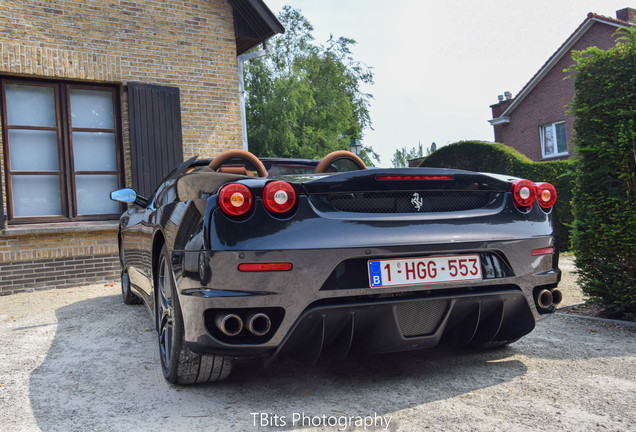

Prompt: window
[
  {"left": 540, "top": 121, "right": 568, "bottom": 159},
  {"left": 1, "top": 79, "right": 122, "bottom": 223}
]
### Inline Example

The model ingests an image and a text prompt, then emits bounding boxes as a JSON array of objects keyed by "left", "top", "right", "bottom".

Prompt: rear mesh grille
[
  {"left": 396, "top": 299, "right": 450, "bottom": 337},
  {"left": 326, "top": 191, "right": 493, "bottom": 213}
]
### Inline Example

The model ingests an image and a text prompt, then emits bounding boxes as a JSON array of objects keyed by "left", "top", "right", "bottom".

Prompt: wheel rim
[{"left": 157, "top": 255, "right": 174, "bottom": 368}]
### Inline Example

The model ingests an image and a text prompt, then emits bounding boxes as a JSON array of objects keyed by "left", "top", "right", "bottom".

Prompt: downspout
[{"left": 238, "top": 42, "right": 269, "bottom": 151}]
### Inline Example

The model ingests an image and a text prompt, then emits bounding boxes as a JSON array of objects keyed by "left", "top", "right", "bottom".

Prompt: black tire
[
  {"left": 120, "top": 239, "right": 141, "bottom": 305},
  {"left": 121, "top": 269, "right": 142, "bottom": 305},
  {"left": 155, "top": 244, "right": 233, "bottom": 385},
  {"left": 198, "top": 250, "right": 210, "bottom": 285}
]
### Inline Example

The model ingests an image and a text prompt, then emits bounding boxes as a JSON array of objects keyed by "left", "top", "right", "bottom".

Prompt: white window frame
[{"left": 540, "top": 121, "right": 568, "bottom": 159}]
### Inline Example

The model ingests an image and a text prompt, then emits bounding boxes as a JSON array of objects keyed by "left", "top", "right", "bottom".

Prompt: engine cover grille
[
  {"left": 395, "top": 299, "right": 450, "bottom": 337},
  {"left": 327, "top": 191, "right": 493, "bottom": 213}
]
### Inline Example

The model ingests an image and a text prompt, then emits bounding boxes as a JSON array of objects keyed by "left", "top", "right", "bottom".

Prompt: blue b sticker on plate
[{"left": 369, "top": 260, "right": 383, "bottom": 287}]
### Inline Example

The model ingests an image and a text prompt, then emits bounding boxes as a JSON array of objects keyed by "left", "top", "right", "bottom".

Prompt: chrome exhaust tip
[
  {"left": 537, "top": 289, "right": 554, "bottom": 309},
  {"left": 551, "top": 289, "right": 563, "bottom": 306},
  {"left": 246, "top": 313, "right": 271, "bottom": 336},
  {"left": 215, "top": 314, "right": 243, "bottom": 337}
]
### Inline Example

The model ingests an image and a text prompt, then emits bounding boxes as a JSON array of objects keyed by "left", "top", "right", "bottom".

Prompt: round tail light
[
  {"left": 218, "top": 183, "right": 253, "bottom": 216},
  {"left": 512, "top": 179, "right": 536, "bottom": 209},
  {"left": 263, "top": 181, "right": 296, "bottom": 214},
  {"left": 536, "top": 182, "right": 557, "bottom": 209}
]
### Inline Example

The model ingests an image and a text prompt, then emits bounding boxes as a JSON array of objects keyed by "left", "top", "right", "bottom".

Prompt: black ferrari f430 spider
[{"left": 111, "top": 149, "right": 561, "bottom": 384}]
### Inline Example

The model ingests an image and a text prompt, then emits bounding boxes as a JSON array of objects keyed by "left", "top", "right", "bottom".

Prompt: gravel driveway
[{"left": 1, "top": 257, "right": 635, "bottom": 432}]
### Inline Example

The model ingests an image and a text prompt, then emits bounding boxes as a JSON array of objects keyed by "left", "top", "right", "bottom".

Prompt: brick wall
[
  {"left": 0, "top": 0, "right": 244, "bottom": 294},
  {"left": 0, "top": 253, "right": 119, "bottom": 295},
  {"left": 0, "top": 227, "right": 119, "bottom": 295},
  {"left": 491, "top": 22, "right": 621, "bottom": 161}
]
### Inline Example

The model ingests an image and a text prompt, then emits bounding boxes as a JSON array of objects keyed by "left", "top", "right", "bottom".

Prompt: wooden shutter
[{"left": 128, "top": 83, "right": 183, "bottom": 198}]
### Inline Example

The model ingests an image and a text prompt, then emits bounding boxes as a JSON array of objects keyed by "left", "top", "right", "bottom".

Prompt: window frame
[
  {"left": 1, "top": 78, "right": 124, "bottom": 225},
  {"left": 540, "top": 121, "right": 568, "bottom": 159}
]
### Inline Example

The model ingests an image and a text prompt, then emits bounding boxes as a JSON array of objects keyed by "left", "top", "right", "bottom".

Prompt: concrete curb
[{"left": 555, "top": 312, "right": 636, "bottom": 328}]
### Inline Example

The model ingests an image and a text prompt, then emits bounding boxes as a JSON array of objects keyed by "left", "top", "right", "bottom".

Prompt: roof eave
[
  {"left": 488, "top": 116, "right": 511, "bottom": 125},
  {"left": 228, "top": 0, "right": 285, "bottom": 55}
]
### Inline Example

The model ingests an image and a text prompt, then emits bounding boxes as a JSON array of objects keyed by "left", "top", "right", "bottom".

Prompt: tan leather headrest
[{"left": 218, "top": 166, "right": 252, "bottom": 176}]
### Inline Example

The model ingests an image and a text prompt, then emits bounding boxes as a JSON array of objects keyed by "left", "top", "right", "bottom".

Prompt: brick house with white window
[
  {"left": 0, "top": 0, "right": 283, "bottom": 294},
  {"left": 489, "top": 8, "right": 635, "bottom": 161}
]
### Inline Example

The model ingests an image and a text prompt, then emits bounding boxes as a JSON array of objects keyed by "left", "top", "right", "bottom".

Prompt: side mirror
[{"left": 110, "top": 188, "right": 147, "bottom": 207}]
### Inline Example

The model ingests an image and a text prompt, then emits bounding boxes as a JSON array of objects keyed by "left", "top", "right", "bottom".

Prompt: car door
[{"left": 123, "top": 183, "right": 168, "bottom": 299}]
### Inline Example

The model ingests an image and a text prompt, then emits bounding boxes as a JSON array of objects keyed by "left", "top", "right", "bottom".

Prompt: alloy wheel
[{"left": 157, "top": 255, "right": 174, "bottom": 368}]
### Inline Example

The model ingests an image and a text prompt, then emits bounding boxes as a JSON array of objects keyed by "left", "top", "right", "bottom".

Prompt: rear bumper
[{"left": 175, "top": 237, "right": 559, "bottom": 360}]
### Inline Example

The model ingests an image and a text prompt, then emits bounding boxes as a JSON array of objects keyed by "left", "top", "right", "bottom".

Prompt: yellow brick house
[{"left": 0, "top": 0, "right": 283, "bottom": 294}]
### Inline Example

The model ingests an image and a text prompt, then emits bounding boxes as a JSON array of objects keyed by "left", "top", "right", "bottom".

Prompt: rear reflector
[
  {"left": 531, "top": 247, "right": 555, "bottom": 256},
  {"left": 376, "top": 175, "right": 453, "bottom": 181},
  {"left": 238, "top": 263, "right": 293, "bottom": 272}
]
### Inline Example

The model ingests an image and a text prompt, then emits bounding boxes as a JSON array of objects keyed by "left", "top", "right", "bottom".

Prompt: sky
[{"left": 260, "top": 0, "right": 630, "bottom": 166}]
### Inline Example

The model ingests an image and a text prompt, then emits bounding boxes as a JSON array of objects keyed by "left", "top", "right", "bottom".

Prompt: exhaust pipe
[
  {"left": 215, "top": 314, "right": 243, "bottom": 337},
  {"left": 246, "top": 313, "right": 271, "bottom": 336},
  {"left": 551, "top": 289, "right": 563, "bottom": 306},
  {"left": 537, "top": 289, "right": 553, "bottom": 309}
]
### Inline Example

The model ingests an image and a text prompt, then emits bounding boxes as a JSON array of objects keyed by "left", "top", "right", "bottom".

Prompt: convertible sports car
[{"left": 111, "top": 149, "right": 562, "bottom": 385}]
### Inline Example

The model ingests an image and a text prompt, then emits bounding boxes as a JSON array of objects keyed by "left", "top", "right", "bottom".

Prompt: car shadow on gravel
[{"left": 27, "top": 293, "right": 634, "bottom": 431}]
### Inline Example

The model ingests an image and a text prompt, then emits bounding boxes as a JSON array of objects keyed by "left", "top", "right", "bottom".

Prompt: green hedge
[
  {"left": 569, "top": 27, "right": 636, "bottom": 319},
  {"left": 419, "top": 141, "right": 574, "bottom": 252}
]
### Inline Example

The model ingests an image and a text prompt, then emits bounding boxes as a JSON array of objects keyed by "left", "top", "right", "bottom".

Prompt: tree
[
  {"left": 358, "top": 146, "right": 381, "bottom": 167},
  {"left": 244, "top": 6, "right": 377, "bottom": 163},
  {"left": 391, "top": 142, "right": 436, "bottom": 167},
  {"left": 569, "top": 26, "right": 636, "bottom": 319}
]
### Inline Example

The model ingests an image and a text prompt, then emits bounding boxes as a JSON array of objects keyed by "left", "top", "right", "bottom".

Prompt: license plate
[{"left": 368, "top": 254, "right": 482, "bottom": 288}]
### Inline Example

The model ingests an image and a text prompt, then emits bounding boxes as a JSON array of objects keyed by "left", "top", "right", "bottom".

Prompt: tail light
[
  {"left": 535, "top": 182, "right": 557, "bottom": 209},
  {"left": 376, "top": 175, "right": 453, "bottom": 181},
  {"left": 218, "top": 183, "right": 253, "bottom": 216},
  {"left": 512, "top": 179, "right": 536, "bottom": 209},
  {"left": 263, "top": 181, "right": 296, "bottom": 214}
]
